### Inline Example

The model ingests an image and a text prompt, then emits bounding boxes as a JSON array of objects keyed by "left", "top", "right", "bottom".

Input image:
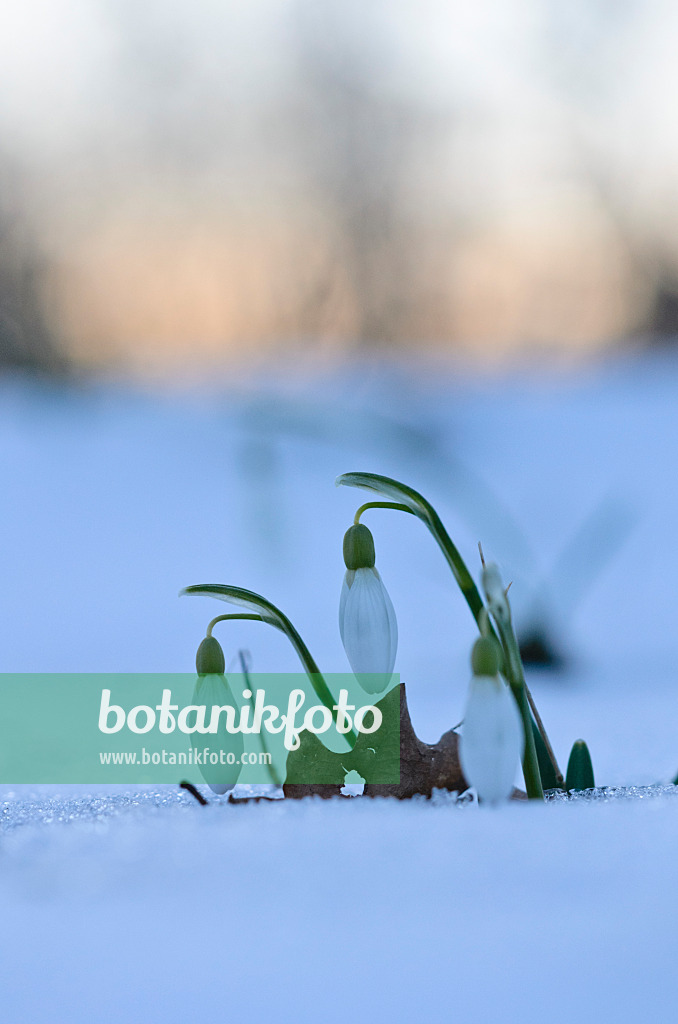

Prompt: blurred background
[{"left": 2, "top": 0, "right": 678, "bottom": 375}]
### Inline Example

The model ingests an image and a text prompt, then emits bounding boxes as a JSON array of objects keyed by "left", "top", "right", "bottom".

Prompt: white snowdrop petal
[
  {"left": 191, "top": 674, "right": 243, "bottom": 795},
  {"left": 374, "top": 568, "right": 398, "bottom": 672},
  {"left": 459, "top": 675, "right": 524, "bottom": 804},
  {"left": 339, "top": 572, "right": 352, "bottom": 645},
  {"left": 340, "top": 567, "right": 397, "bottom": 691}
]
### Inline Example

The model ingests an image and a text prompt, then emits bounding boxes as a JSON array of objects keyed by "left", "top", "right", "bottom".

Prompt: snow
[
  {"left": 1, "top": 786, "right": 678, "bottom": 1022},
  {"left": 1, "top": 351, "right": 678, "bottom": 1021}
]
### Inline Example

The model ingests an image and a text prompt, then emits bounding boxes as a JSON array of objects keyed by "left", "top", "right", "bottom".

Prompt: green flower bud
[
  {"left": 565, "top": 739, "right": 595, "bottom": 792},
  {"left": 482, "top": 562, "right": 511, "bottom": 626},
  {"left": 196, "top": 635, "right": 226, "bottom": 675},
  {"left": 471, "top": 635, "right": 502, "bottom": 677},
  {"left": 343, "top": 523, "right": 376, "bottom": 570}
]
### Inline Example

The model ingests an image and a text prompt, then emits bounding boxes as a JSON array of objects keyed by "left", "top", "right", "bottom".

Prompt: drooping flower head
[
  {"left": 459, "top": 635, "right": 524, "bottom": 805},
  {"left": 192, "top": 635, "right": 244, "bottom": 794},
  {"left": 339, "top": 523, "right": 397, "bottom": 694}
]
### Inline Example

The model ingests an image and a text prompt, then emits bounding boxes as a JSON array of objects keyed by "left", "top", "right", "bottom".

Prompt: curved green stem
[
  {"left": 354, "top": 502, "right": 415, "bottom": 524},
  {"left": 206, "top": 614, "right": 262, "bottom": 637},
  {"left": 182, "top": 584, "right": 357, "bottom": 745}
]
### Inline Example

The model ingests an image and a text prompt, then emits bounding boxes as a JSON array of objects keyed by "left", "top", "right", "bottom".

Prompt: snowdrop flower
[
  {"left": 459, "top": 636, "right": 524, "bottom": 805},
  {"left": 192, "top": 636, "right": 244, "bottom": 794},
  {"left": 339, "top": 523, "right": 397, "bottom": 694}
]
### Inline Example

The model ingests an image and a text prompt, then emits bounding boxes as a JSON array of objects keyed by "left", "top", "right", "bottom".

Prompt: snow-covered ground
[{"left": 1, "top": 351, "right": 677, "bottom": 1021}]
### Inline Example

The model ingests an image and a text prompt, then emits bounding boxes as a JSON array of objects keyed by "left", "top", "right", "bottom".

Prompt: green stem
[
  {"left": 524, "top": 683, "right": 564, "bottom": 787},
  {"left": 206, "top": 613, "right": 262, "bottom": 637},
  {"left": 238, "top": 650, "right": 282, "bottom": 787},
  {"left": 354, "top": 502, "right": 415, "bottom": 524},
  {"left": 423, "top": 504, "right": 487, "bottom": 627},
  {"left": 492, "top": 617, "right": 544, "bottom": 799}
]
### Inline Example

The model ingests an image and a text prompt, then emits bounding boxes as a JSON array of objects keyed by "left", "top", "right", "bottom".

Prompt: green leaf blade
[
  {"left": 336, "top": 472, "right": 432, "bottom": 521},
  {"left": 180, "top": 585, "right": 282, "bottom": 630}
]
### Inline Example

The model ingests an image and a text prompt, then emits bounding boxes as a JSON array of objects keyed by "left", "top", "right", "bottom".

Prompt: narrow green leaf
[
  {"left": 531, "top": 718, "right": 561, "bottom": 791},
  {"left": 181, "top": 585, "right": 286, "bottom": 632}
]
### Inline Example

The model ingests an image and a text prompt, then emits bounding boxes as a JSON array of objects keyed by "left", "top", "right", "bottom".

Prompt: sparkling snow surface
[{"left": 1, "top": 354, "right": 678, "bottom": 1022}]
